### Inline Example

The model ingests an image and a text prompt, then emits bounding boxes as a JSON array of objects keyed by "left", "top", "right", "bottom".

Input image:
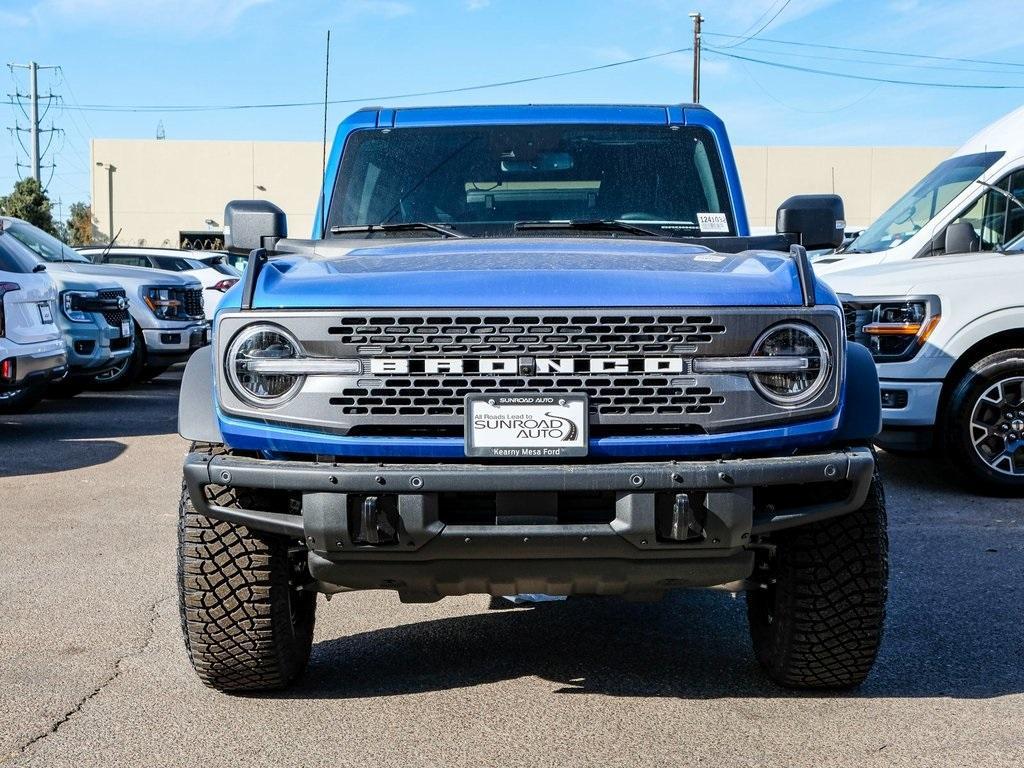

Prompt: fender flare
[
  {"left": 835, "top": 342, "right": 881, "bottom": 442},
  {"left": 177, "top": 347, "right": 223, "bottom": 444}
]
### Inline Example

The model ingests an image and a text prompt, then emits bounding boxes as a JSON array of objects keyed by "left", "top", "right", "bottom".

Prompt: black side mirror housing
[
  {"left": 776, "top": 194, "right": 845, "bottom": 250},
  {"left": 943, "top": 221, "right": 980, "bottom": 254},
  {"left": 224, "top": 200, "right": 287, "bottom": 253}
]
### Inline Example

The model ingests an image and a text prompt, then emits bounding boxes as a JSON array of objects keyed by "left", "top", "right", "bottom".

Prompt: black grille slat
[
  {"left": 332, "top": 375, "right": 723, "bottom": 418},
  {"left": 176, "top": 287, "right": 205, "bottom": 319},
  {"left": 331, "top": 313, "right": 725, "bottom": 357}
]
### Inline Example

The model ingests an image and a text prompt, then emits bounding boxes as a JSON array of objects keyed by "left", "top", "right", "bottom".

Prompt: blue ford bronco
[{"left": 177, "top": 104, "right": 887, "bottom": 692}]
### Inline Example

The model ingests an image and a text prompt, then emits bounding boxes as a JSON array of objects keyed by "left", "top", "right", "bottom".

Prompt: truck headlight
[
  {"left": 143, "top": 286, "right": 182, "bottom": 320},
  {"left": 61, "top": 291, "right": 96, "bottom": 323},
  {"left": 226, "top": 324, "right": 304, "bottom": 406},
  {"left": 750, "top": 323, "right": 831, "bottom": 406},
  {"left": 842, "top": 295, "right": 941, "bottom": 362}
]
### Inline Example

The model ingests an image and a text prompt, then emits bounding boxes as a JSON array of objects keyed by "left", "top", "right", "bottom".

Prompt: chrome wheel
[{"left": 969, "top": 376, "right": 1024, "bottom": 476}]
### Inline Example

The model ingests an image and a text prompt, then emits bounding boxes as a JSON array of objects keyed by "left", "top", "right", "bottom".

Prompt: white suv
[
  {"left": 825, "top": 243, "right": 1024, "bottom": 494},
  {"left": 0, "top": 236, "right": 67, "bottom": 413}
]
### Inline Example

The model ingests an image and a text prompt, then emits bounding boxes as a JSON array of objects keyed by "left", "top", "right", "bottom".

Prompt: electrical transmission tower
[{"left": 7, "top": 61, "right": 63, "bottom": 189}]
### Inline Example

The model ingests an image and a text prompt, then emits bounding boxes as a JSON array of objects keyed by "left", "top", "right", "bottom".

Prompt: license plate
[
  {"left": 121, "top": 320, "right": 131, "bottom": 337},
  {"left": 465, "top": 394, "right": 588, "bottom": 458},
  {"left": 38, "top": 303, "right": 52, "bottom": 324}
]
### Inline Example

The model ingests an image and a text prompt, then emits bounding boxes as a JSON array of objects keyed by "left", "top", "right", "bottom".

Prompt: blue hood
[{"left": 241, "top": 238, "right": 828, "bottom": 309}]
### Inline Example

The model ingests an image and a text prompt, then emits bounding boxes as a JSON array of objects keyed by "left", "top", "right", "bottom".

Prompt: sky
[{"left": 3, "top": 0, "right": 1024, "bottom": 214}]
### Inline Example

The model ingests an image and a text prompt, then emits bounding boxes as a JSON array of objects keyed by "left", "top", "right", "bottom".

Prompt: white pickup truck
[{"left": 826, "top": 244, "right": 1024, "bottom": 495}]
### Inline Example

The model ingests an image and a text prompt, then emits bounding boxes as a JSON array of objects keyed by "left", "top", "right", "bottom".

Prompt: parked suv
[
  {"left": 1, "top": 218, "right": 207, "bottom": 387},
  {"left": 79, "top": 246, "right": 240, "bottom": 317},
  {"left": 178, "top": 104, "right": 885, "bottom": 693},
  {"left": 0, "top": 233, "right": 66, "bottom": 412}
]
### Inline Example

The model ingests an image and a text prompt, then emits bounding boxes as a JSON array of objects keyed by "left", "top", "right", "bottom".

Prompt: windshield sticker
[
  {"left": 697, "top": 212, "right": 729, "bottom": 233},
  {"left": 693, "top": 254, "right": 726, "bottom": 263}
]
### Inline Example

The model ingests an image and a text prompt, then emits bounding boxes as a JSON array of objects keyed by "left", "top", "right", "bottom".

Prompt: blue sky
[{"left": 3, "top": 0, "right": 1024, "bottom": 212}]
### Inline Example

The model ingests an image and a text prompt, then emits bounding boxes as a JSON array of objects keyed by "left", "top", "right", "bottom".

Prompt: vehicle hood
[
  {"left": 822, "top": 251, "right": 1024, "bottom": 297},
  {"left": 238, "top": 238, "right": 831, "bottom": 309},
  {"left": 48, "top": 261, "right": 202, "bottom": 289},
  {"left": 42, "top": 270, "right": 121, "bottom": 294}
]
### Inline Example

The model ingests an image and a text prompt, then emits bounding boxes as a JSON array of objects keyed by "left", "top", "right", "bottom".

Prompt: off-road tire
[
  {"left": 942, "top": 349, "right": 1024, "bottom": 496},
  {"left": 177, "top": 442, "right": 315, "bottom": 692},
  {"left": 0, "top": 383, "right": 47, "bottom": 414},
  {"left": 746, "top": 471, "right": 888, "bottom": 689}
]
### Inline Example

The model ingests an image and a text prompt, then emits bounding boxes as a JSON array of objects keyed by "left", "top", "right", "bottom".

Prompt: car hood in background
[
  {"left": 48, "top": 261, "right": 202, "bottom": 289},
  {"left": 239, "top": 238, "right": 833, "bottom": 309},
  {"left": 823, "top": 251, "right": 1024, "bottom": 297}
]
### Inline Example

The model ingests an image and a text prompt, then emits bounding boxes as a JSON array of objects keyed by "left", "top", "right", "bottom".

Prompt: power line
[
  {"left": 715, "top": 0, "right": 794, "bottom": 48},
  {"left": 717, "top": 41, "right": 1024, "bottom": 76},
  {"left": 705, "top": 46, "right": 1024, "bottom": 90},
  {"left": 704, "top": 31, "right": 1024, "bottom": 69},
  {"left": 42, "top": 47, "right": 692, "bottom": 114}
]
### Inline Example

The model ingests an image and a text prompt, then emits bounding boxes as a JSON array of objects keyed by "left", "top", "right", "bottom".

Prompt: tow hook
[{"left": 352, "top": 495, "right": 399, "bottom": 545}]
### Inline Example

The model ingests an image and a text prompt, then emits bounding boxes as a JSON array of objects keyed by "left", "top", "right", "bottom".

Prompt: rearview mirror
[
  {"left": 224, "top": 200, "right": 287, "bottom": 253},
  {"left": 776, "top": 194, "right": 845, "bottom": 250},
  {"left": 944, "top": 221, "right": 980, "bottom": 254}
]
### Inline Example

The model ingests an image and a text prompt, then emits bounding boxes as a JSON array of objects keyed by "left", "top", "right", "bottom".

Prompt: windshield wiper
[
  {"left": 513, "top": 219, "right": 663, "bottom": 237},
  {"left": 329, "top": 222, "right": 467, "bottom": 238}
]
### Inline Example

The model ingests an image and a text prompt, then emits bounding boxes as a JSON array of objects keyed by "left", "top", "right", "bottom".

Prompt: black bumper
[{"left": 183, "top": 447, "right": 874, "bottom": 601}]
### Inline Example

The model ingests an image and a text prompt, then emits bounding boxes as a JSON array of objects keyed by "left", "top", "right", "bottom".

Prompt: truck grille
[
  {"left": 179, "top": 287, "right": 204, "bottom": 319},
  {"left": 332, "top": 375, "right": 725, "bottom": 418},
  {"left": 98, "top": 288, "right": 128, "bottom": 328},
  {"left": 328, "top": 312, "right": 726, "bottom": 355}
]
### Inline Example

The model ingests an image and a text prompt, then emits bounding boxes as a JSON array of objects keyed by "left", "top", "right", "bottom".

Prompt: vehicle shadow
[
  {"left": 286, "top": 450, "right": 1023, "bottom": 702},
  {"left": 289, "top": 557, "right": 1023, "bottom": 701},
  {"left": 0, "top": 370, "right": 183, "bottom": 477}
]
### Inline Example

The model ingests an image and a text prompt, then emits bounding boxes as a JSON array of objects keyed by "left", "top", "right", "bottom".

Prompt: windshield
[
  {"left": 3, "top": 220, "right": 92, "bottom": 263},
  {"left": 846, "top": 151, "right": 1004, "bottom": 254},
  {"left": 327, "top": 124, "right": 735, "bottom": 237},
  {"left": 152, "top": 255, "right": 207, "bottom": 271}
]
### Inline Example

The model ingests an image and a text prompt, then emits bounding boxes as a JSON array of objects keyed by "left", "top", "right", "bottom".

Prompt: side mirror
[
  {"left": 224, "top": 200, "right": 287, "bottom": 253},
  {"left": 776, "top": 194, "right": 845, "bottom": 250},
  {"left": 943, "top": 221, "right": 980, "bottom": 254}
]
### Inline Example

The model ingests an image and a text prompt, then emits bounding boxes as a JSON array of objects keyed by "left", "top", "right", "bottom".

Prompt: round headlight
[
  {"left": 226, "top": 324, "right": 304, "bottom": 406},
  {"left": 750, "top": 323, "right": 830, "bottom": 406}
]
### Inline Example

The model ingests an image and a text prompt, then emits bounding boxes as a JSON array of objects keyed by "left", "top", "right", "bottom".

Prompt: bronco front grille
[
  {"left": 327, "top": 312, "right": 726, "bottom": 356},
  {"left": 215, "top": 307, "right": 845, "bottom": 436},
  {"left": 97, "top": 288, "right": 128, "bottom": 328},
  {"left": 332, "top": 375, "right": 725, "bottom": 418}
]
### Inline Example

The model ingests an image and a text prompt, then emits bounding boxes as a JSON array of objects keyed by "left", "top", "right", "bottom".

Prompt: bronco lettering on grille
[{"left": 369, "top": 357, "right": 687, "bottom": 375}]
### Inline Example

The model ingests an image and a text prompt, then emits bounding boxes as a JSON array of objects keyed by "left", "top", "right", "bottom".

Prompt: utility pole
[
  {"left": 96, "top": 162, "right": 116, "bottom": 239},
  {"left": 8, "top": 61, "right": 59, "bottom": 183},
  {"left": 689, "top": 11, "right": 703, "bottom": 103}
]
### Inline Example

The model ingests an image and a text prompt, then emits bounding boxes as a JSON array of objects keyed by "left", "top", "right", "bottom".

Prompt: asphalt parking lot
[{"left": 1, "top": 369, "right": 1022, "bottom": 768}]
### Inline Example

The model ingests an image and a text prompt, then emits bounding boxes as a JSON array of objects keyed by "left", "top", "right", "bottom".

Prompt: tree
[
  {"left": 0, "top": 178, "right": 56, "bottom": 234},
  {"left": 65, "top": 202, "right": 96, "bottom": 246}
]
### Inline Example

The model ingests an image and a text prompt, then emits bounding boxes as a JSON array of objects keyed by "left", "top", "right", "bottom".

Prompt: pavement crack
[{"left": 6, "top": 594, "right": 173, "bottom": 764}]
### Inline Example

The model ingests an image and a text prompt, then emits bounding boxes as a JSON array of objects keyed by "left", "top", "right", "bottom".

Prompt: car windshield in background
[
  {"left": 845, "top": 151, "right": 1004, "bottom": 254},
  {"left": 327, "top": 124, "right": 735, "bottom": 237},
  {"left": 2, "top": 220, "right": 92, "bottom": 263}
]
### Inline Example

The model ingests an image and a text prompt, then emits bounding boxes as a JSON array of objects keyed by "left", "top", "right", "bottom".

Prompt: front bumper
[
  {"left": 142, "top": 322, "right": 209, "bottom": 366},
  {"left": 878, "top": 378, "right": 942, "bottom": 427},
  {"left": 64, "top": 321, "right": 133, "bottom": 373},
  {"left": 1, "top": 339, "right": 67, "bottom": 391},
  {"left": 183, "top": 446, "right": 875, "bottom": 601}
]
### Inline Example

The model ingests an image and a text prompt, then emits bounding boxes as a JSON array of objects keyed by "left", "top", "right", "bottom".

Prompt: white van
[{"left": 815, "top": 104, "right": 1024, "bottom": 275}]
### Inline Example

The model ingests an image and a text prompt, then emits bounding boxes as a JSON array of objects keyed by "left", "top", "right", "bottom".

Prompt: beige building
[{"left": 89, "top": 138, "right": 952, "bottom": 246}]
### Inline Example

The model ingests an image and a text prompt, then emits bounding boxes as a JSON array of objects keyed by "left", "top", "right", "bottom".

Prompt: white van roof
[{"left": 954, "top": 103, "right": 1024, "bottom": 158}]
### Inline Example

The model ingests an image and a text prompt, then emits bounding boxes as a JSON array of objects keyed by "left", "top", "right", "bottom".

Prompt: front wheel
[
  {"left": 943, "top": 349, "right": 1024, "bottom": 496},
  {"left": 746, "top": 471, "right": 888, "bottom": 689},
  {"left": 91, "top": 330, "right": 144, "bottom": 390},
  {"left": 177, "top": 442, "right": 315, "bottom": 692}
]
